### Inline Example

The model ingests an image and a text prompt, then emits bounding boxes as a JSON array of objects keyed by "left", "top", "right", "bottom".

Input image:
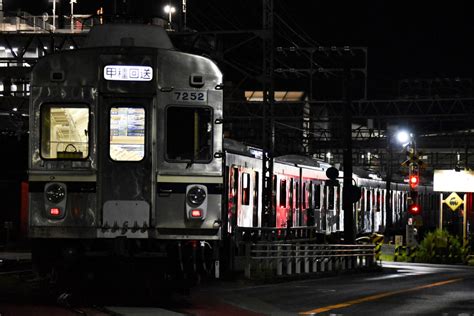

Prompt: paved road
[
  {"left": 1, "top": 261, "right": 474, "bottom": 315},
  {"left": 200, "top": 261, "right": 474, "bottom": 315}
]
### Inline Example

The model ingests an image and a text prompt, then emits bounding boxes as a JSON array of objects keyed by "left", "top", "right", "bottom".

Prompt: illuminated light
[
  {"left": 397, "top": 130, "right": 410, "bottom": 144},
  {"left": 191, "top": 209, "right": 202, "bottom": 218},
  {"left": 43, "top": 46, "right": 48, "bottom": 50},
  {"left": 408, "top": 204, "right": 421, "bottom": 215},
  {"left": 409, "top": 175, "right": 419, "bottom": 188},
  {"left": 164, "top": 4, "right": 176, "bottom": 14},
  {"left": 103, "top": 65, "right": 153, "bottom": 81},
  {"left": 69, "top": 45, "right": 74, "bottom": 49},
  {"left": 50, "top": 208, "right": 60, "bottom": 216},
  {"left": 12, "top": 107, "right": 18, "bottom": 112}
]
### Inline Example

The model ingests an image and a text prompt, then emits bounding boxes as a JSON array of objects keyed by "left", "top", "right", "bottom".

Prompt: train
[{"left": 27, "top": 23, "right": 438, "bottom": 286}]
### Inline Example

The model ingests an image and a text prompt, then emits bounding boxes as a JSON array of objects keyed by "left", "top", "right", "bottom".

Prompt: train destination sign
[
  {"left": 103, "top": 65, "right": 153, "bottom": 81},
  {"left": 433, "top": 169, "right": 474, "bottom": 192}
]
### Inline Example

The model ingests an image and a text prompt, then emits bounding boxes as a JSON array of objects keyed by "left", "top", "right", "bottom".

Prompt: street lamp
[
  {"left": 396, "top": 130, "right": 411, "bottom": 146},
  {"left": 164, "top": 4, "right": 176, "bottom": 30}
]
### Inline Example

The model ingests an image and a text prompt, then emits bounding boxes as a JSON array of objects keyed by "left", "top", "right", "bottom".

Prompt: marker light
[
  {"left": 45, "top": 184, "right": 66, "bottom": 203},
  {"left": 187, "top": 186, "right": 207, "bottom": 206},
  {"left": 191, "top": 209, "right": 202, "bottom": 218},
  {"left": 50, "top": 208, "right": 61, "bottom": 216}
]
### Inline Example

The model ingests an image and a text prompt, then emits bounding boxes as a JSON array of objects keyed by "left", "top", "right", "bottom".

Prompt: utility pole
[
  {"left": 342, "top": 61, "right": 355, "bottom": 244},
  {"left": 262, "top": 0, "right": 274, "bottom": 227}
]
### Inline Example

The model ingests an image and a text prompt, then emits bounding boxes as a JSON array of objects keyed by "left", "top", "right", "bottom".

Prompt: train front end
[{"left": 28, "top": 24, "right": 223, "bottom": 278}]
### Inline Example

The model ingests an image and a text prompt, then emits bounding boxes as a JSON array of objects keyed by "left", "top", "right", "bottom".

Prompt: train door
[
  {"left": 98, "top": 98, "right": 153, "bottom": 237},
  {"left": 277, "top": 176, "right": 287, "bottom": 228},
  {"left": 239, "top": 170, "right": 252, "bottom": 227}
]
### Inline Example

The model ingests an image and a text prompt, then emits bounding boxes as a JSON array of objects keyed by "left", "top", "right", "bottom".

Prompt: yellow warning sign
[{"left": 444, "top": 192, "right": 464, "bottom": 212}]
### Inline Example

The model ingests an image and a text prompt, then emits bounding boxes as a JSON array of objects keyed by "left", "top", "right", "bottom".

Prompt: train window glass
[
  {"left": 40, "top": 105, "right": 89, "bottom": 159},
  {"left": 289, "top": 179, "right": 294, "bottom": 209},
  {"left": 308, "top": 182, "right": 313, "bottom": 209},
  {"left": 109, "top": 107, "right": 145, "bottom": 161},
  {"left": 279, "top": 179, "right": 287, "bottom": 208},
  {"left": 296, "top": 181, "right": 300, "bottom": 210},
  {"left": 253, "top": 172, "right": 259, "bottom": 227},
  {"left": 242, "top": 172, "right": 250, "bottom": 205},
  {"left": 302, "top": 183, "right": 307, "bottom": 209},
  {"left": 315, "top": 184, "right": 321, "bottom": 209},
  {"left": 166, "top": 106, "right": 212, "bottom": 162},
  {"left": 328, "top": 186, "right": 335, "bottom": 209}
]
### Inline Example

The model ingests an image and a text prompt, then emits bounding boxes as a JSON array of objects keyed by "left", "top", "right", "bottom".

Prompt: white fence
[{"left": 243, "top": 243, "right": 376, "bottom": 279}]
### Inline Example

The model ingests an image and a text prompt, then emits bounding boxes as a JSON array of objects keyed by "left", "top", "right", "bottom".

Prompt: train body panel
[{"left": 28, "top": 25, "right": 223, "bottom": 242}]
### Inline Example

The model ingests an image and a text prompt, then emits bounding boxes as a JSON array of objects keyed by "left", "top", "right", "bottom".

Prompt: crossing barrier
[{"left": 371, "top": 233, "right": 384, "bottom": 261}]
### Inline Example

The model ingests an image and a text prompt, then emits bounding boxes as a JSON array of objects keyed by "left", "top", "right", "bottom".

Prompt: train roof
[
  {"left": 224, "top": 139, "right": 331, "bottom": 170},
  {"left": 275, "top": 155, "right": 331, "bottom": 170},
  {"left": 224, "top": 139, "right": 263, "bottom": 158},
  {"left": 83, "top": 24, "right": 174, "bottom": 49}
]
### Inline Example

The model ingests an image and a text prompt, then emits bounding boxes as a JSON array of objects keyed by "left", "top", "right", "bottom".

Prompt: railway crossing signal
[
  {"left": 408, "top": 203, "right": 421, "bottom": 215},
  {"left": 401, "top": 150, "right": 425, "bottom": 168},
  {"left": 407, "top": 162, "right": 421, "bottom": 215},
  {"left": 409, "top": 173, "right": 419, "bottom": 189}
]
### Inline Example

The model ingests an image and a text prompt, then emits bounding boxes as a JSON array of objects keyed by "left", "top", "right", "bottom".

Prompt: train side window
[
  {"left": 328, "top": 186, "right": 335, "bottom": 209},
  {"left": 40, "top": 104, "right": 90, "bottom": 159},
  {"left": 289, "top": 178, "right": 294, "bottom": 209},
  {"left": 109, "top": 107, "right": 145, "bottom": 161},
  {"left": 166, "top": 106, "right": 212, "bottom": 162},
  {"left": 242, "top": 172, "right": 250, "bottom": 205},
  {"left": 315, "top": 184, "right": 321, "bottom": 209},
  {"left": 295, "top": 180, "right": 300, "bottom": 209},
  {"left": 279, "top": 179, "right": 287, "bottom": 208},
  {"left": 253, "top": 172, "right": 259, "bottom": 227},
  {"left": 302, "top": 182, "right": 307, "bottom": 209}
]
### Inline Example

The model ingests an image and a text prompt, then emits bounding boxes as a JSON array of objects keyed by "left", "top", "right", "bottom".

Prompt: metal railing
[
  {"left": 243, "top": 243, "right": 376, "bottom": 279},
  {"left": 0, "top": 12, "right": 94, "bottom": 33},
  {"left": 235, "top": 226, "right": 328, "bottom": 243}
]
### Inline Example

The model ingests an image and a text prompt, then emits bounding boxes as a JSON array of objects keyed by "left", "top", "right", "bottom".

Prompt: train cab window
[
  {"left": 109, "top": 107, "right": 145, "bottom": 161},
  {"left": 242, "top": 173, "right": 250, "bottom": 205},
  {"left": 166, "top": 106, "right": 212, "bottom": 162},
  {"left": 40, "top": 104, "right": 89, "bottom": 159},
  {"left": 279, "top": 179, "right": 287, "bottom": 208}
]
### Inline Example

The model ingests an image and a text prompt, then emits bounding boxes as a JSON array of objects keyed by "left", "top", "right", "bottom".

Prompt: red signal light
[
  {"left": 191, "top": 209, "right": 202, "bottom": 218},
  {"left": 50, "top": 208, "right": 60, "bottom": 216},
  {"left": 408, "top": 203, "right": 421, "bottom": 215},
  {"left": 409, "top": 175, "right": 419, "bottom": 188}
]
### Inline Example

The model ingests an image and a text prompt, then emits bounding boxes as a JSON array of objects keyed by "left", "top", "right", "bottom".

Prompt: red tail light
[
  {"left": 191, "top": 209, "right": 202, "bottom": 218},
  {"left": 50, "top": 208, "right": 60, "bottom": 216}
]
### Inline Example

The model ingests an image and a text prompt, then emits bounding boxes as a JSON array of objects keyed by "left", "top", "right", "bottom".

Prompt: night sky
[{"left": 4, "top": 0, "right": 474, "bottom": 84}]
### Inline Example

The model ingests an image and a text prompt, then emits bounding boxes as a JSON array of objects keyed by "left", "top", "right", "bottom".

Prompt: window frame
[
  {"left": 164, "top": 104, "right": 214, "bottom": 164},
  {"left": 39, "top": 102, "right": 91, "bottom": 161},
  {"left": 108, "top": 105, "right": 147, "bottom": 163}
]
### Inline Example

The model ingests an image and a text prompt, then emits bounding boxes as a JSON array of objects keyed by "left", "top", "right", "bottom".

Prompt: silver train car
[{"left": 28, "top": 24, "right": 223, "bottom": 278}]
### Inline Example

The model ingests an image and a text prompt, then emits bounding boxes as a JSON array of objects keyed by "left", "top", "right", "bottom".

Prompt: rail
[{"left": 243, "top": 243, "right": 376, "bottom": 279}]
